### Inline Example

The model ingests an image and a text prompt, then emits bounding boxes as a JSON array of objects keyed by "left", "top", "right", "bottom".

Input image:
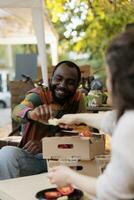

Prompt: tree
[{"left": 45, "top": 0, "right": 134, "bottom": 72}]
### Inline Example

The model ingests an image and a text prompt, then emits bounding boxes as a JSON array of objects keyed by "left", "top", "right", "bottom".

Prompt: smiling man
[{"left": 0, "top": 60, "right": 86, "bottom": 180}]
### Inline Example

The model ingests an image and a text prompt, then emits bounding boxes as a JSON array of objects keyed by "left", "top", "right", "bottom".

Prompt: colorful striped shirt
[{"left": 12, "top": 87, "right": 86, "bottom": 148}]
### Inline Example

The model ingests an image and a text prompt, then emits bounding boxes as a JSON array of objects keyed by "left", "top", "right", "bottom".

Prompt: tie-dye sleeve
[{"left": 12, "top": 92, "right": 42, "bottom": 123}]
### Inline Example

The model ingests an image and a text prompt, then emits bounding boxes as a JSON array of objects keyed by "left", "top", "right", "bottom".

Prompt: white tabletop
[
  {"left": 0, "top": 173, "right": 54, "bottom": 200},
  {"left": 0, "top": 173, "right": 94, "bottom": 200}
]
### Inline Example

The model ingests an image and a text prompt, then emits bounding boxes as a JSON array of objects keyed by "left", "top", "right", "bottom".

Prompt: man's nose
[{"left": 59, "top": 80, "right": 66, "bottom": 88}]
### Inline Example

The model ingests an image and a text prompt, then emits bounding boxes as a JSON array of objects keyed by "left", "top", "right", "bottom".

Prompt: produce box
[
  {"left": 48, "top": 159, "right": 99, "bottom": 177},
  {"left": 42, "top": 135, "right": 105, "bottom": 160}
]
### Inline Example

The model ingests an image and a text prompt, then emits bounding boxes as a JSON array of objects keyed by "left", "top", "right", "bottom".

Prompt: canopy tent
[{"left": 0, "top": 0, "right": 59, "bottom": 86}]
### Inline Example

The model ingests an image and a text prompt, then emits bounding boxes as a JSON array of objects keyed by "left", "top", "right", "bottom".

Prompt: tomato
[
  {"left": 57, "top": 185, "right": 74, "bottom": 196},
  {"left": 44, "top": 191, "right": 61, "bottom": 199},
  {"left": 80, "top": 130, "right": 92, "bottom": 137},
  {"left": 58, "top": 144, "right": 73, "bottom": 149}
]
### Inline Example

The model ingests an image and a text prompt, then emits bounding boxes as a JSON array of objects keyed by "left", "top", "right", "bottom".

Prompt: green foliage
[
  {"left": 45, "top": 0, "right": 134, "bottom": 74},
  {"left": 45, "top": 0, "right": 65, "bottom": 23}
]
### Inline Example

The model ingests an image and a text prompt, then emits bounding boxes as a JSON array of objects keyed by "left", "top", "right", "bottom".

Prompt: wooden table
[
  {"left": 0, "top": 173, "right": 93, "bottom": 200},
  {"left": 87, "top": 105, "right": 112, "bottom": 112}
]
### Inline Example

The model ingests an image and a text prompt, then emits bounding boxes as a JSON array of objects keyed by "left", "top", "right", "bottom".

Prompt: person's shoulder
[
  {"left": 101, "top": 110, "right": 117, "bottom": 135},
  {"left": 113, "top": 111, "right": 134, "bottom": 165},
  {"left": 114, "top": 110, "right": 134, "bottom": 139},
  {"left": 73, "top": 90, "right": 84, "bottom": 101},
  {"left": 27, "top": 87, "right": 50, "bottom": 95},
  {"left": 27, "top": 86, "right": 41, "bottom": 93},
  {"left": 118, "top": 110, "right": 134, "bottom": 126}
]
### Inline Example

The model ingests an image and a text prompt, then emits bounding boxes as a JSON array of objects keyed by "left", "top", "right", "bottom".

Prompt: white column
[
  {"left": 31, "top": 0, "right": 48, "bottom": 86},
  {"left": 50, "top": 39, "right": 58, "bottom": 65},
  {"left": 6, "top": 45, "right": 13, "bottom": 68}
]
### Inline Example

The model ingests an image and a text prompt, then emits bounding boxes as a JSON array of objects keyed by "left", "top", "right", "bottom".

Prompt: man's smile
[{"left": 55, "top": 88, "right": 67, "bottom": 97}]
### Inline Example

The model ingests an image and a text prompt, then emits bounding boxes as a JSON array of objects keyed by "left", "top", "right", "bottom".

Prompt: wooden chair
[{"left": 0, "top": 80, "right": 34, "bottom": 148}]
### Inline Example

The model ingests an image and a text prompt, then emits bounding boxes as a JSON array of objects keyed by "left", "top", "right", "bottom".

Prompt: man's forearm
[{"left": 12, "top": 104, "right": 32, "bottom": 123}]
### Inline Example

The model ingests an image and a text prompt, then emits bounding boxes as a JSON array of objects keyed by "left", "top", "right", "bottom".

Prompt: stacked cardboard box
[
  {"left": 42, "top": 134, "right": 105, "bottom": 177},
  {"left": 48, "top": 159, "right": 98, "bottom": 177}
]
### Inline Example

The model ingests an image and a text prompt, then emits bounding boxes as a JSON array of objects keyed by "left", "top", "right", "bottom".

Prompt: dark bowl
[{"left": 36, "top": 187, "right": 83, "bottom": 200}]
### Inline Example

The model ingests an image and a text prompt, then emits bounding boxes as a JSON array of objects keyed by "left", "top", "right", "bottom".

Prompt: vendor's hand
[
  {"left": 27, "top": 104, "right": 52, "bottom": 123},
  {"left": 47, "top": 166, "right": 74, "bottom": 187},
  {"left": 58, "top": 114, "right": 80, "bottom": 129},
  {"left": 22, "top": 140, "right": 42, "bottom": 155}
]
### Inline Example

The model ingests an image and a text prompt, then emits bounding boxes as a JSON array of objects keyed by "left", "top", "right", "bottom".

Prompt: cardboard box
[
  {"left": 42, "top": 135, "right": 105, "bottom": 160},
  {"left": 48, "top": 159, "right": 99, "bottom": 177}
]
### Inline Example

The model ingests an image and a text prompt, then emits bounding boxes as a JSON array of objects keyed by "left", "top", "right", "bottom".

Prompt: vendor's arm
[
  {"left": 96, "top": 111, "right": 134, "bottom": 199},
  {"left": 58, "top": 110, "right": 116, "bottom": 134},
  {"left": 48, "top": 112, "right": 134, "bottom": 199},
  {"left": 47, "top": 165, "right": 97, "bottom": 197}
]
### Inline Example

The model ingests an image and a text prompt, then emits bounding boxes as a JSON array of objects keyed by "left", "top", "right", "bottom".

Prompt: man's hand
[
  {"left": 22, "top": 140, "right": 42, "bottom": 155},
  {"left": 27, "top": 104, "right": 52, "bottom": 123}
]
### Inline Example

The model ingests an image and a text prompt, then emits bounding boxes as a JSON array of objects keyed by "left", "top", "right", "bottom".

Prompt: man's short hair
[{"left": 52, "top": 60, "right": 81, "bottom": 84}]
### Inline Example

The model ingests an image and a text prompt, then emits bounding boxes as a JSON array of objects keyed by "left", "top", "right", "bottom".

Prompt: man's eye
[
  {"left": 54, "top": 77, "right": 62, "bottom": 82},
  {"left": 67, "top": 80, "right": 76, "bottom": 86}
]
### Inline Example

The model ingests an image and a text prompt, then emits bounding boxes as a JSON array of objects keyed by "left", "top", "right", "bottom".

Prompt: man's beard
[{"left": 51, "top": 85, "right": 75, "bottom": 105}]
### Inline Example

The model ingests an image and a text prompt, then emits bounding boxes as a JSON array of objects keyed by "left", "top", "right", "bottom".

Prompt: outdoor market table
[
  {"left": 87, "top": 105, "right": 112, "bottom": 112},
  {"left": 0, "top": 173, "right": 93, "bottom": 200},
  {"left": 0, "top": 173, "right": 53, "bottom": 200}
]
